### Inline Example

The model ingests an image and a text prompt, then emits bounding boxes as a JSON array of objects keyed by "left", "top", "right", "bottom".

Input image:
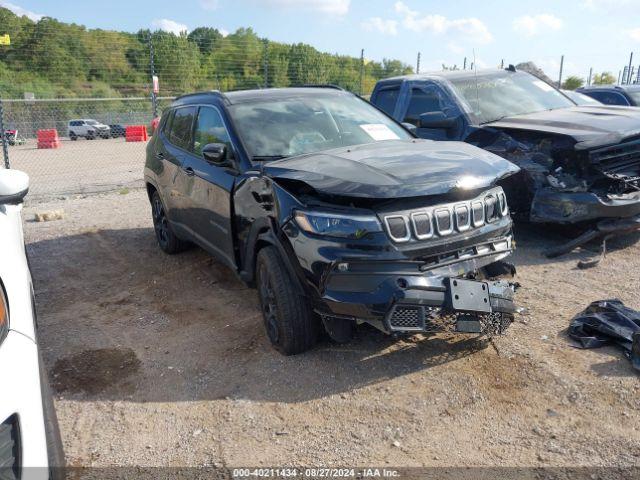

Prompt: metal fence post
[
  {"left": 628, "top": 52, "right": 634, "bottom": 85},
  {"left": 263, "top": 39, "right": 269, "bottom": 89},
  {"left": 149, "top": 35, "right": 158, "bottom": 118},
  {"left": 0, "top": 99, "right": 9, "bottom": 169},
  {"left": 558, "top": 55, "right": 564, "bottom": 89},
  {"left": 416, "top": 52, "right": 421, "bottom": 74},
  {"left": 588, "top": 67, "right": 593, "bottom": 86},
  {"left": 359, "top": 49, "right": 364, "bottom": 96}
]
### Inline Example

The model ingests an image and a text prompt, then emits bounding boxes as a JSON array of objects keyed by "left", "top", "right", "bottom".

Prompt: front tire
[
  {"left": 256, "top": 246, "right": 319, "bottom": 355},
  {"left": 150, "top": 191, "right": 189, "bottom": 254}
]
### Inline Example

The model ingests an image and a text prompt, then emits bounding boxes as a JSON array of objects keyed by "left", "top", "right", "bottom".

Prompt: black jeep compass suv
[{"left": 144, "top": 86, "right": 520, "bottom": 354}]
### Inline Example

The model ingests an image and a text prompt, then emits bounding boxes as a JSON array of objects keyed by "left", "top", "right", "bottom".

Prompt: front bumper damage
[
  {"left": 530, "top": 188, "right": 640, "bottom": 224},
  {"left": 314, "top": 239, "right": 517, "bottom": 335}
]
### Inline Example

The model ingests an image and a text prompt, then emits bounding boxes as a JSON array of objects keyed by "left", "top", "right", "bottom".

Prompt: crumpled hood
[
  {"left": 485, "top": 106, "right": 640, "bottom": 150},
  {"left": 263, "top": 139, "right": 519, "bottom": 199}
]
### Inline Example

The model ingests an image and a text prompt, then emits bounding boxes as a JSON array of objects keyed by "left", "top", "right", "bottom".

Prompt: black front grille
[
  {"left": 591, "top": 139, "right": 640, "bottom": 186},
  {"left": 435, "top": 209, "right": 452, "bottom": 233},
  {"left": 485, "top": 195, "right": 498, "bottom": 222},
  {"left": 0, "top": 415, "right": 20, "bottom": 480},
  {"left": 386, "top": 216, "right": 408, "bottom": 240},
  {"left": 412, "top": 213, "right": 432, "bottom": 238},
  {"left": 388, "top": 306, "right": 423, "bottom": 330}
]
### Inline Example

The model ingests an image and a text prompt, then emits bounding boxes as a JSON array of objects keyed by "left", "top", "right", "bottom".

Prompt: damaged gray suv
[
  {"left": 145, "top": 87, "right": 520, "bottom": 354},
  {"left": 371, "top": 68, "right": 640, "bottom": 241}
]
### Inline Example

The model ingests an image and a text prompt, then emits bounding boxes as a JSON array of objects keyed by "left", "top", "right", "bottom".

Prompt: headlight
[
  {"left": 294, "top": 210, "right": 382, "bottom": 239},
  {"left": 0, "top": 283, "right": 8, "bottom": 345}
]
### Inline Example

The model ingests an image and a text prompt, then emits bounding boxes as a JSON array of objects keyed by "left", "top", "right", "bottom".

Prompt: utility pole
[
  {"left": 500, "top": 59, "right": 504, "bottom": 69},
  {"left": 149, "top": 35, "right": 158, "bottom": 118},
  {"left": 359, "top": 49, "right": 365, "bottom": 96},
  {"left": 623, "top": 66, "right": 629, "bottom": 85},
  {"left": 588, "top": 67, "right": 593, "bottom": 86},
  {"left": 627, "top": 52, "right": 634, "bottom": 85},
  {"left": 618, "top": 70, "right": 623, "bottom": 85},
  {"left": 463, "top": 57, "right": 467, "bottom": 70},
  {"left": 416, "top": 52, "right": 421, "bottom": 74},
  {"left": 558, "top": 55, "right": 564, "bottom": 89}
]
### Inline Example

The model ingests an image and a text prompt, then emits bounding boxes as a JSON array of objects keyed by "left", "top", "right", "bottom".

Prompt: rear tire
[
  {"left": 256, "top": 246, "right": 319, "bottom": 355},
  {"left": 69, "top": 132, "right": 77, "bottom": 141},
  {"left": 150, "top": 191, "right": 189, "bottom": 254}
]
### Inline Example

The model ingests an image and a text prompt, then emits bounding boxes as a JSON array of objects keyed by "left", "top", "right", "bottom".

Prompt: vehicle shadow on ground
[
  {"left": 510, "top": 222, "right": 640, "bottom": 268},
  {"left": 28, "top": 227, "right": 495, "bottom": 404}
]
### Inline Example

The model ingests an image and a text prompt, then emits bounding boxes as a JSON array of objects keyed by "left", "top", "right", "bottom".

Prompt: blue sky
[{"left": 2, "top": 0, "right": 639, "bottom": 82}]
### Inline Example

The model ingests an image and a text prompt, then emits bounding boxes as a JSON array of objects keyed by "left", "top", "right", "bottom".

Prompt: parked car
[
  {"left": 0, "top": 169, "right": 65, "bottom": 478},
  {"left": 145, "top": 87, "right": 520, "bottom": 354},
  {"left": 561, "top": 89, "right": 602, "bottom": 106},
  {"left": 67, "top": 119, "right": 110, "bottom": 140},
  {"left": 370, "top": 68, "right": 640, "bottom": 233},
  {"left": 576, "top": 85, "right": 640, "bottom": 106},
  {"left": 108, "top": 124, "right": 126, "bottom": 138}
]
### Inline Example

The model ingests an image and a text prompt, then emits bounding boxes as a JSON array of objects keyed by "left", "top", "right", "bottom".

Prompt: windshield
[
  {"left": 228, "top": 93, "right": 411, "bottom": 159},
  {"left": 449, "top": 71, "right": 574, "bottom": 124},
  {"left": 563, "top": 90, "right": 600, "bottom": 105},
  {"left": 626, "top": 90, "right": 640, "bottom": 105}
]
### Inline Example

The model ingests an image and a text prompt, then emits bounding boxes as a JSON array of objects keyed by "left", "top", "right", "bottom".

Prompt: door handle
[{"left": 182, "top": 166, "right": 195, "bottom": 176}]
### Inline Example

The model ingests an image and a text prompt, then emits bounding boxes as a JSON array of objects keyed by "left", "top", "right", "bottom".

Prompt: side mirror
[
  {"left": 0, "top": 169, "right": 29, "bottom": 204},
  {"left": 202, "top": 143, "right": 229, "bottom": 166},
  {"left": 419, "top": 112, "right": 459, "bottom": 129}
]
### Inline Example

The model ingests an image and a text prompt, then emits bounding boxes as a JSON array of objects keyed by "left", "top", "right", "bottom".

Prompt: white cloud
[
  {"left": 512, "top": 14, "right": 563, "bottom": 37},
  {"left": 199, "top": 0, "right": 219, "bottom": 10},
  {"left": 0, "top": 1, "right": 43, "bottom": 21},
  {"left": 151, "top": 18, "right": 189, "bottom": 35},
  {"left": 361, "top": 17, "right": 398, "bottom": 35},
  {"left": 394, "top": 1, "right": 492, "bottom": 44},
  {"left": 583, "top": 0, "right": 640, "bottom": 9},
  {"left": 257, "top": 0, "right": 349, "bottom": 15},
  {"left": 447, "top": 42, "right": 464, "bottom": 55},
  {"left": 629, "top": 27, "right": 640, "bottom": 41}
]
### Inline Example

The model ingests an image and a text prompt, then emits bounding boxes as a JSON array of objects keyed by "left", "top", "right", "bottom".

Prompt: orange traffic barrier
[
  {"left": 125, "top": 125, "right": 148, "bottom": 142},
  {"left": 37, "top": 129, "right": 61, "bottom": 149}
]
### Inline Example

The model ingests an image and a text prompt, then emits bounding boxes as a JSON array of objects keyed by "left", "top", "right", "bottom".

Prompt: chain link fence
[{"left": 0, "top": 17, "right": 418, "bottom": 198}]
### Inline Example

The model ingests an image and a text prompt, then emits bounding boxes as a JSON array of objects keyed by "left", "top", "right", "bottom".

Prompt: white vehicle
[
  {"left": 67, "top": 119, "right": 110, "bottom": 140},
  {"left": 0, "top": 169, "right": 64, "bottom": 479}
]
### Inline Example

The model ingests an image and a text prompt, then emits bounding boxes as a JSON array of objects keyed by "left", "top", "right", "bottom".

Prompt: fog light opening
[{"left": 397, "top": 278, "right": 408, "bottom": 289}]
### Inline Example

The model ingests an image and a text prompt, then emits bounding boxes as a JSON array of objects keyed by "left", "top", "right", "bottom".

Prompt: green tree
[
  {"left": 593, "top": 72, "right": 617, "bottom": 85},
  {"left": 561, "top": 76, "right": 584, "bottom": 90}
]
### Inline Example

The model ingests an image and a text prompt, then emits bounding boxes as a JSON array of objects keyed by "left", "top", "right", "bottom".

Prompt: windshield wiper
[{"left": 252, "top": 155, "right": 288, "bottom": 161}]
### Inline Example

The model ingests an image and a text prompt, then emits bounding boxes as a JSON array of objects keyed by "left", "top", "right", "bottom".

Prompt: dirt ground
[{"left": 21, "top": 188, "right": 640, "bottom": 469}]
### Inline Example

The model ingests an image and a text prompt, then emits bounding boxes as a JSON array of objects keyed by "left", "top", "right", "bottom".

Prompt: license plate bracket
[{"left": 447, "top": 278, "right": 491, "bottom": 313}]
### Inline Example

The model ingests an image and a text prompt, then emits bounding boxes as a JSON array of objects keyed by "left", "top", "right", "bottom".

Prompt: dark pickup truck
[{"left": 370, "top": 68, "right": 640, "bottom": 235}]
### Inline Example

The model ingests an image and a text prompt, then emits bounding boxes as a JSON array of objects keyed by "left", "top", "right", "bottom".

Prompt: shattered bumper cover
[
  {"left": 315, "top": 257, "right": 517, "bottom": 335},
  {"left": 530, "top": 188, "right": 640, "bottom": 224}
]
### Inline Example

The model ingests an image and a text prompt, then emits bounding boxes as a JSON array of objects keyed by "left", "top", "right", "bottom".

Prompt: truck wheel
[
  {"left": 69, "top": 132, "right": 77, "bottom": 141},
  {"left": 151, "top": 191, "right": 188, "bottom": 254},
  {"left": 256, "top": 246, "right": 319, "bottom": 355}
]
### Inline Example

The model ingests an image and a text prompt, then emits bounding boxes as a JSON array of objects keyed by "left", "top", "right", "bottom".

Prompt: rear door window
[
  {"left": 168, "top": 107, "right": 196, "bottom": 150},
  {"left": 374, "top": 87, "right": 400, "bottom": 116},
  {"left": 589, "top": 91, "right": 630, "bottom": 106}
]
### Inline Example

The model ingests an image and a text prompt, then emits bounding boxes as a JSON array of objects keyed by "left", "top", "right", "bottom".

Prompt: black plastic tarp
[{"left": 568, "top": 299, "right": 640, "bottom": 372}]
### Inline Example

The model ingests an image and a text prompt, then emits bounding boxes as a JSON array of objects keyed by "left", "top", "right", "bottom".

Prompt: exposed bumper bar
[{"left": 530, "top": 188, "right": 640, "bottom": 224}]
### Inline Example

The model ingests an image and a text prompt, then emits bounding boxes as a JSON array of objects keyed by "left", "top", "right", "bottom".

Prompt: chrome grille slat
[{"left": 381, "top": 187, "right": 508, "bottom": 243}]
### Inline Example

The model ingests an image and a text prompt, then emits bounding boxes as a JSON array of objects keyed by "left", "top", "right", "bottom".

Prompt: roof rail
[
  {"left": 293, "top": 84, "right": 346, "bottom": 91},
  {"left": 172, "top": 90, "right": 229, "bottom": 103}
]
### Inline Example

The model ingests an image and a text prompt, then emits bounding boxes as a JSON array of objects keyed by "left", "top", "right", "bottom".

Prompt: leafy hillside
[{"left": 0, "top": 7, "right": 413, "bottom": 99}]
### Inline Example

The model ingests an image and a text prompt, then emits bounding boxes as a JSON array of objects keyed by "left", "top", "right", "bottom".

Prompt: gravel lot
[
  {"left": 9, "top": 138, "right": 146, "bottom": 198},
  {"left": 21, "top": 188, "right": 640, "bottom": 469}
]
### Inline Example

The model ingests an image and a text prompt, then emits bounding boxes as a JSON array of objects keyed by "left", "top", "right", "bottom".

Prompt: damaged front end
[
  {"left": 282, "top": 186, "right": 518, "bottom": 336},
  {"left": 474, "top": 129, "right": 640, "bottom": 233}
]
